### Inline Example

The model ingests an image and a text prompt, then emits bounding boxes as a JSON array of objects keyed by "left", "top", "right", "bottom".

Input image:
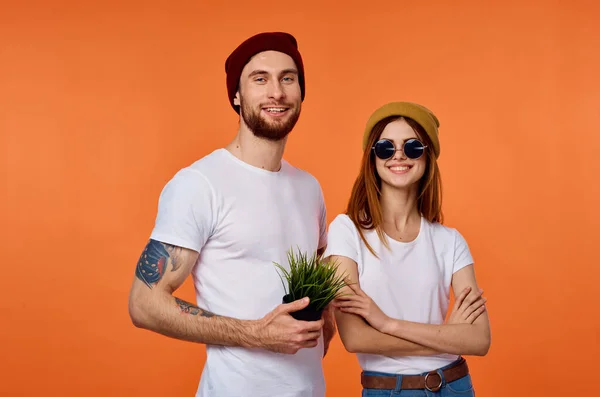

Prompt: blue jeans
[{"left": 361, "top": 359, "right": 475, "bottom": 397}]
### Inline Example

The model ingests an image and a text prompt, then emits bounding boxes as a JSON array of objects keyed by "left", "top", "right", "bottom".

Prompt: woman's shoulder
[
  {"left": 330, "top": 213, "right": 351, "bottom": 224},
  {"left": 330, "top": 213, "right": 371, "bottom": 238},
  {"left": 424, "top": 218, "right": 467, "bottom": 243},
  {"left": 329, "top": 213, "right": 357, "bottom": 232}
]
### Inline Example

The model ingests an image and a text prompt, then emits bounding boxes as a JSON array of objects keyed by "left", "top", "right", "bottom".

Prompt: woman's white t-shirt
[{"left": 323, "top": 213, "right": 474, "bottom": 374}]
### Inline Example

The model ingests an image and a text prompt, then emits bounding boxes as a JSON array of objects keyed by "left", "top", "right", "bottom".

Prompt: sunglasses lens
[
  {"left": 374, "top": 140, "right": 395, "bottom": 159},
  {"left": 404, "top": 139, "right": 425, "bottom": 159}
]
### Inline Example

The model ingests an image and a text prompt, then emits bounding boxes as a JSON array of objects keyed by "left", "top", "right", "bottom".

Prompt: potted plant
[{"left": 274, "top": 247, "right": 348, "bottom": 321}]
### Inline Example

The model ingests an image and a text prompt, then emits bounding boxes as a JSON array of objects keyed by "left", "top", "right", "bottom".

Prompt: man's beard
[{"left": 240, "top": 97, "right": 301, "bottom": 141}]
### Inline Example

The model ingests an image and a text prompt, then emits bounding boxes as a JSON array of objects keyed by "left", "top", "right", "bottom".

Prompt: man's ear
[{"left": 233, "top": 90, "right": 240, "bottom": 107}]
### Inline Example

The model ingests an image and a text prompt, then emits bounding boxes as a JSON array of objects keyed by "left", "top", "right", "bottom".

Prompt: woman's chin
[{"left": 381, "top": 178, "right": 418, "bottom": 191}]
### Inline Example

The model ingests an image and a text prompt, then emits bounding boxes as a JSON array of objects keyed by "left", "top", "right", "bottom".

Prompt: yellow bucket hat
[{"left": 362, "top": 101, "right": 441, "bottom": 159}]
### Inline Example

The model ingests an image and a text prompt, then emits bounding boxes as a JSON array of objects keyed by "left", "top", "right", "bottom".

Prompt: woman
[{"left": 323, "top": 101, "right": 491, "bottom": 396}]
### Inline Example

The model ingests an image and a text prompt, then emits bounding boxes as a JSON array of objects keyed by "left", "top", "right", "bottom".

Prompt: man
[{"left": 128, "top": 32, "right": 335, "bottom": 397}]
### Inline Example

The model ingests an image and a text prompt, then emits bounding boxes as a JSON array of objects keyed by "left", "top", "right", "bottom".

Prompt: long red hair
[{"left": 346, "top": 116, "right": 443, "bottom": 257}]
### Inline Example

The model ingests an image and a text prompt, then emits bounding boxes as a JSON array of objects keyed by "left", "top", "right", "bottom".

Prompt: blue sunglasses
[{"left": 372, "top": 138, "right": 428, "bottom": 160}]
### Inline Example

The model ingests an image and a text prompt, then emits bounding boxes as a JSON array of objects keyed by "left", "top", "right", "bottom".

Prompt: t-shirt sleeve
[
  {"left": 452, "top": 229, "right": 474, "bottom": 273},
  {"left": 322, "top": 215, "right": 359, "bottom": 265},
  {"left": 149, "top": 168, "right": 217, "bottom": 253}
]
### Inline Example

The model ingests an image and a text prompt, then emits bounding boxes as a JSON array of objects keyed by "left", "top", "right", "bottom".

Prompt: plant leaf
[{"left": 273, "top": 247, "right": 349, "bottom": 311}]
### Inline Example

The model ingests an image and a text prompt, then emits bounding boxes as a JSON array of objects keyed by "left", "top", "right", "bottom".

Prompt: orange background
[{"left": 1, "top": 1, "right": 599, "bottom": 396}]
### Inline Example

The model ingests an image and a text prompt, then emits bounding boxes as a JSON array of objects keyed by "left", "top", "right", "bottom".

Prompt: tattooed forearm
[
  {"left": 135, "top": 239, "right": 183, "bottom": 289},
  {"left": 175, "top": 297, "right": 216, "bottom": 318}
]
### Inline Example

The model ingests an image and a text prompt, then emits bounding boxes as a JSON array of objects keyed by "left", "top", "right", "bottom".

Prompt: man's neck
[{"left": 224, "top": 125, "right": 287, "bottom": 172}]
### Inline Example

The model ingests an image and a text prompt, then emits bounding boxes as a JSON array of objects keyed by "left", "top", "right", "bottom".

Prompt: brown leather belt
[{"left": 361, "top": 357, "right": 469, "bottom": 392}]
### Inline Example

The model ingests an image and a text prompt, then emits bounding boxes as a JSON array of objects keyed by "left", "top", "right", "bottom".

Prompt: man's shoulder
[
  {"left": 187, "top": 148, "right": 227, "bottom": 173},
  {"left": 160, "top": 149, "right": 228, "bottom": 193},
  {"left": 171, "top": 149, "right": 228, "bottom": 182},
  {"left": 282, "top": 160, "right": 323, "bottom": 190}
]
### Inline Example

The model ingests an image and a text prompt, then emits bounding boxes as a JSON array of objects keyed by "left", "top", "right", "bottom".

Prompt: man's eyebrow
[
  {"left": 248, "top": 70, "right": 268, "bottom": 77},
  {"left": 248, "top": 68, "right": 298, "bottom": 78}
]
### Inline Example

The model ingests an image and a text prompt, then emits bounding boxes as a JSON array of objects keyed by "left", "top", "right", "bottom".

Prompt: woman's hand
[
  {"left": 447, "top": 286, "right": 487, "bottom": 325},
  {"left": 333, "top": 281, "right": 391, "bottom": 333}
]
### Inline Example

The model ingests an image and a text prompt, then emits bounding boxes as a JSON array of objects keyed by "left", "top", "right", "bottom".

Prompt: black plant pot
[{"left": 282, "top": 294, "right": 323, "bottom": 321}]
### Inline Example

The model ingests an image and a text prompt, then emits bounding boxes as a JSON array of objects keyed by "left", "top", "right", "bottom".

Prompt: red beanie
[{"left": 225, "top": 32, "right": 305, "bottom": 113}]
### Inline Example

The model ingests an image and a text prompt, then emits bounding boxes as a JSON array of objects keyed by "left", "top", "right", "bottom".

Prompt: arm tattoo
[
  {"left": 135, "top": 239, "right": 183, "bottom": 289},
  {"left": 175, "top": 297, "right": 216, "bottom": 318},
  {"left": 165, "top": 244, "right": 183, "bottom": 272}
]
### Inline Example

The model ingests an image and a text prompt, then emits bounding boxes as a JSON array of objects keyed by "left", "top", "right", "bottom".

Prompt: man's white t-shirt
[
  {"left": 149, "top": 148, "right": 328, "bottom": 397},
  {"left": 322, "top": 213, "right": 474, "bottom": 374}
]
